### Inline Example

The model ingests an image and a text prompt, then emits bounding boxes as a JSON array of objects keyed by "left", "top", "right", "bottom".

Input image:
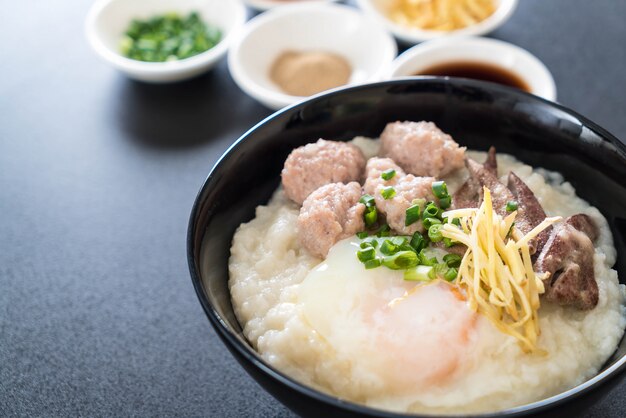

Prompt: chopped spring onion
[
  {"left": 405, "top": 204, "right": 421, "bottom": 226},
  {"left": 410, "top": 232, "right": 427, "bottom": 252},
  {"left": 439, "top": 195, "right": 452, "bottom": 209},
  {"left": 432, "top": 181, "right": 449, "bottom": 199},
  {"left": 431, "top": 263, "right": 449, "bottom": 279},
  {"left": 443, "top": 253, "right": 462, "bottom": 268},
  {"left": 389, "top": 236, "right": 408, "bottom": 246},
  {"left": 356, "top": 231, "right": 369, "bottom": 239},
  {"left": 428, "top": 224, "right": 444, "bottom": 242},
  {"left": 380, "top": 239, "right": 399, "bottom": 256},
  {"left": 506, "top": 200, "right": 519, "bottom": 212},
  {"left": 423, "top": 203, "right": 440, "bottom": 219},
  {"left": 360, "top": 241, "right": 372, "bottom": 249},
  {"left": 381, "top": 169, "right": 396, "bottom": 181},
  {"left": 418, "top": 250, "right": 438, "bottom": 266},
  {"left": 360, "top": 194, "right": 378, "bottom": 227},
  {"left": 359, "top": 194, "right": 375, "bottom": 207},
  {"left": 382, "top": 251, "right": 419, "bottom": 270},
  {"left": 364, "top": 207, "right": 378, "bottom": 226},
  {"left": 443, "top": 237, "right": 455, "bottom": 247},
  {"left": 404, "top": 265, "right": 434, "bottom": 281},
  {"left": 356, "top": 247, "right": 376, "bottom": 262},
  {"left": 364, "top": 258, "right": 382, "bottom": 269},
  {"left": 422, "top": 217, "right": 442, "bottom": 229},
  {"left": 120, "top": 12, "right": 222, "bottom": 62},
  {"left": 444, "top": 267, "right": 458, "bottom": 282},
  {"left": 381, "top": 186, "right": 396, "bottom": 200}
]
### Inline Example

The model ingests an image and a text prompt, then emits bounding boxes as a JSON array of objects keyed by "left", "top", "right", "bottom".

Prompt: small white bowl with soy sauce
[
  {"left": 385, "top": 36, "right": 557, "bottom": 101},
  {"left": 86, "top": 0, "right": 247, "bottom": 83}
]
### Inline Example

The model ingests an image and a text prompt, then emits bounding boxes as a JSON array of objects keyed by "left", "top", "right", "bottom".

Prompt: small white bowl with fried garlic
[{"left": 355, "top": 0, "right": 518, "bottom": 45}]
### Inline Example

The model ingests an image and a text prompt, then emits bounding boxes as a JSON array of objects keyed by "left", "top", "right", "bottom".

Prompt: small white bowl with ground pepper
[
  {"left": 86, "top": 0, "right": 247, "bottom": 83},
  {"left": 228, "top": 3, "right": 397, "bottom": 110}
]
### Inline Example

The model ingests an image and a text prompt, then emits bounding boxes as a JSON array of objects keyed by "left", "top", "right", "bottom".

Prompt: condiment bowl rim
[
  {"left": 85, "top": 0, "right": 247, "bottom": 82},
  {"left": 188, "top": 77, "right": 626, "bottom": 417},
  {"left": 243, "top": 0, "right": 340, "bottom": 12},
  {"left": 227, "top": 2, "right": 397, "bottom": 110},
  {"left": 384, "top": 36, "right": 557, "bottom": 101},
  {"left": 355, "top": 0, "right": 518, "bottom": 44}
]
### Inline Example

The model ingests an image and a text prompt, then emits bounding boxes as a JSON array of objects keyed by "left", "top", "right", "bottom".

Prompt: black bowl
[{"left": 187, "top": 78, "right": 626, "bottom": 417}]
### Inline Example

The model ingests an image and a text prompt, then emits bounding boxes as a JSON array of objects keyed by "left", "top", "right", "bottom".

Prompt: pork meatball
[
  {"left": 380, "top": 121, "right": 465, "bottom": 177},
  {"left": 298, "top": 182, "right": 365, "bottom": 258},
  {"left": 281, "top": 139, "right": 366, "bottom": 205},
  {"left": 364, "top": 158, "right": 435, "bottom": 235}
]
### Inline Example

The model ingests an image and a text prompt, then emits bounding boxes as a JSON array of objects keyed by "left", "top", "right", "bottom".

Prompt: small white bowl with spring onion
[
  {"left": 384, "top": 36, "right": 557, "bottom": 101},
  {"left": 243, "top": 0, "right": 340, "bottom": 12},
  {"left": 228, "top": 2, "right": 397, "bottom": 110},
  {"left": 85, "top": 0, "right": 247, "bottom": 83},
  {"left": 355, "top": 0, "right": 518, "bottom": 45}
]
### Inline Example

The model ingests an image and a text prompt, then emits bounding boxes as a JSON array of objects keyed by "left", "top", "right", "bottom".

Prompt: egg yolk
[{"left": 299, "top": 238, "right": 477, "bottom": 393}]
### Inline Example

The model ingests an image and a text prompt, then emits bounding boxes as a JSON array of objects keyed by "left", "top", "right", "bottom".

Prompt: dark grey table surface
[{"left": 1, "top": 0, "right": 625, "bottom": 416}]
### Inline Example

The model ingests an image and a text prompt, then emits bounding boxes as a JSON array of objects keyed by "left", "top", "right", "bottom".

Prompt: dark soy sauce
[{"left": 416, "top": 61, "right": 530, "bottom": 92}]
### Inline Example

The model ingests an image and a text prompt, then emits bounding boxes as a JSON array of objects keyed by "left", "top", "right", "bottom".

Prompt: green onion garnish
[
  {"left": 423, "top": 202, "right": 440, "bottom": 219},
  {"left": 120, "top": 12, "right": 222, "bottom": 62},
  {"left": 432, "top": 181, "right": 449, "bottom": 199},
  {"left": 443, "top": 237, "right": 455, "bottom": 248},
  {"left": 418, "top": 250, "right": 438, "bottom": 266},
  {"left": 389, "top": 236, "right": 408, "bottom": 246},
  {"left": 364, "top": 258, "right": 382, "bottom": 269},
  {"left": 405, "top": 204, "right": 421, "bottom": 226},
  {"left": 410, "top": 232, "right": 427, "bottom": 252},
  {"left": 444, "top": 267, "right": 458, "bottom": 282},
  {"left": 422, "top": 217, "right": 442, "bottom": 229},
  {"left": 380, "top": 239, "right": 398, "bottom": 256},
  {"left": 439, "top": 196, "right": 452, "bottom": 209},
  {"left": 451, "top": 218, "right": 462, "bottom": 227},
  {"left": 364, "top": 207, "right": 378, "bottom": 227},
  {"left": 360, "top": 241, "right": 372, "bottom": 249},
  {"left": 357, "top": 247, "right": 376, "bottom": 262},
  {"left": 506, "top": 201, "right": 519, "bottom": 212},
  {"left": 383, "top": 251, "right": 419, "bottom": 270},
  {"left": 432, "top": 263, "right": 449, "bottom": 278},
  {"left": 356, "top": 231, "right": 369, "bottom": 239},
  {"left": 359, "top": 194, "right": 376, "bottom": 207},
  {"left": 404, "top": 265, "right": 434, "bottom": 281},
  {"left": 381, "top": 169, "right": 396, "bottom": 181},
  {"left": 428, "top": 223, "right": 444, "bottom": 242},
  {"left": 381, "top": 186, "right": 396, "bottom": 200},
  {"left": 443, "top": 253, "right": 462, "bottom": 268},
  {"left": 361, "top": 194, "right": 378, "bottom": 227}
]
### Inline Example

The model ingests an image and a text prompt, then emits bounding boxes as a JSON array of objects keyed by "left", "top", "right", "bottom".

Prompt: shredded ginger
[{"left": 441, "top": 187, "right": 561, "bottom": 353}]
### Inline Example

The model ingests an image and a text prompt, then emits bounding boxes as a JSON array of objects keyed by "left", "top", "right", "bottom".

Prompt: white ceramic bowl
[
  {"left": 86, "top": 0, "right": 247, "bottom": 83},
  {"left": 244, "top": 0, "right": 339, "bottom": 12},
  {"left": 385, "top": 36, "right": 557, "bottom": 101},
  {"left": 228, "top": 3, "right": 398, "bottom": 110},
  {"left": 356, "top": 0, "right": 518, "bottom": 44}
]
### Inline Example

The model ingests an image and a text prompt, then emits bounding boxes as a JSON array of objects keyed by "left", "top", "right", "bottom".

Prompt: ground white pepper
[{"left": 269, "top": 50, "right": 352, "bottom": 97}]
